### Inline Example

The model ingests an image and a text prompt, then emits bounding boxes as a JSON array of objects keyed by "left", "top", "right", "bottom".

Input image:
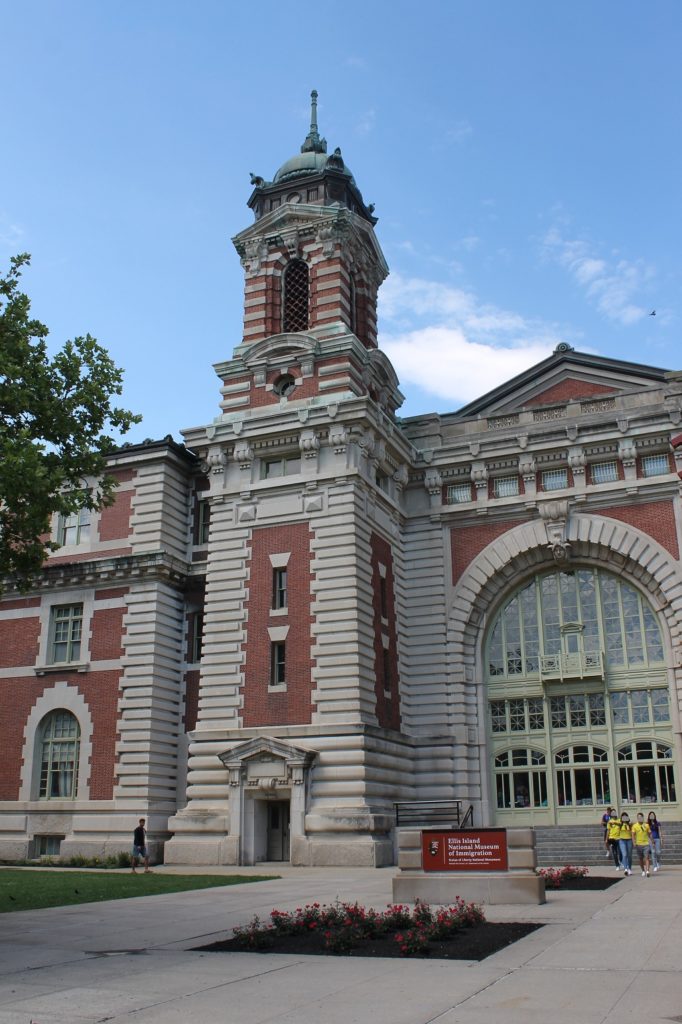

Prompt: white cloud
[
  {"left": 379, "top": 273, "right": 563, "bottom": 405},
  {"left": 0, "top": 215, "right": 24, "bottom": 251},
  {"left": 542, "top": 227, "right": 653, "bottom": 326},
  {"left": 355, "top": 108, "right": 376, "bottom": 137}
]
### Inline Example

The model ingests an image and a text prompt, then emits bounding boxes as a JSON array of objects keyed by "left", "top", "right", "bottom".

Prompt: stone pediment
[
  {"left": 218, "top": 737, "right": 315, "bottom": 774},
  {"left": 241, "top": 333, "right": 320, "bottom": 368}
]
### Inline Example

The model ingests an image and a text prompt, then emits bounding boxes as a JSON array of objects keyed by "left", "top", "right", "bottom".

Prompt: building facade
[{"left": 1, "top": 97, "right": 681, "bottom": 865}]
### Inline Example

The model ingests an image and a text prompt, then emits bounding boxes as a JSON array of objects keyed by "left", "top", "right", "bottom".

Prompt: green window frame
[
  {"left": 49, "top": 604, "right": 83, "bottom": 664},
  {"left": 39, "top": 711, "right": 80, "bottom": 800}
]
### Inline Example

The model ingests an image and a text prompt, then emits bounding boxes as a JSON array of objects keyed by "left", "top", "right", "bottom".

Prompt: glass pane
[
  {"left": 574, "top": 768, "right": 594, "bottom": 804},
  {"left": 619, "top": 765, "right": 636, "bottom": 804},
  {"left": 658, "top": 765, "right": 675, "bottom": 802},
  {"left": 588, "top": 693, "right": 606, "bottom": 726},
  {"left": 617, "top": 744, "right": 633, "bottom": 762},
  {"left": 530, "top": 750, "right": 546, "bottom": 765},
  {"left": 531, "top": 770, "right": 548, "bottom": 807},
  {"left": 637, "top": 764, "right": 657, "bottom": 803},
  {"left": 592, "top": 746, "right": 609, "bottom": 763},
  {"left": 635, "top": 742, "right": 653, "bottom": 760},
  {"left": 600, "top": 575, "right": 624, "bottom": 666},
  {"left": 509, "top": 700, "right": 525, "bottom": 731},
  {"left": 630, "top": 691, "right": 650, "bottom": 724},
  {"left": 551, "top": 696, "right": 567, "bottom": 729},
  {"left": 528, "top": 698, "right": 544, "bottom": 730},
  {"left": 592, "top": 461, "right": 618, "bottom": 483},
  {"left": 569, "top": 695, "right": 587, "bottom": 727},
  {"left": 490, "top": 700, "right": 507, "bottom": 733},
  {"left": 641, "top": 603, "right": 664, "bottom": 663},
  {"left": 494, "top": 752, "right": 509, "bottom": 768},
  {"left": 656, "top": 744, "right": 672, "bottom": 760},
  {"left": 556, "top": 770, "right": 572, "bottom": 806},
  {"left": 595, "top": 768, "right": 610, "bottom": 804},
  {"left": 572, "top": 745, "right": 590, "bottom": 763},
  {"left": 511, "top": 749, "right": 528, "bottom": 766},
  {"left": 513, "top": 772, "right": 531, "bottom": 807},
  {"left": 555, "top": 747, "right": 570, "bottom": 765},
  {"left": 496, "top": 773, "right": 511, "bottom": 809},
  {"left": 611, "top": 692, "right": 629, "bottom": 725},
  {"left": 651, "top": 690, "right": 670, "bottom": 722}
]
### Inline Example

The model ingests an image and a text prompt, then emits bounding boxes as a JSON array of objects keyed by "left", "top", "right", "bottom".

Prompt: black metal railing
[{"left": 394, "top": 800, "right": 475, "bottom": 830}]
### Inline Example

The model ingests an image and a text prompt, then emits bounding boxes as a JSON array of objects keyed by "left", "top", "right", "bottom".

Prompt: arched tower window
[
  {"left": 282, "top": 259, "right": 309, "bottom": 332},
  {"left": 38, "top": 710, "right": 80, "bottom": 799}
]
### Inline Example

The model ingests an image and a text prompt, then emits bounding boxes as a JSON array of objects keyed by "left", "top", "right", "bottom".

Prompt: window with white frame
[
  {"left": 591, "top": 460, "right": 618, "bottom": 484},
  {"left": 446, "top": 482, "right": 471, "bottom": 504},
  {"left": 270, "top": 641, "right": 286, "bottom": 686},
  {"left": 641, "top": 453, "right": 669, "bottom": 478},
  {"left": 493, "top": 475, "right": 520, "bottom": 498},
  {"left": 272, "top": 567, "right": 288, "bottom": 610},
  {"left": 49, "top": 604, "right": 83, "bottom": 664},
  {"left": 196, "top": 500, "right": 210, "bottom": 545},
  {"left": 38, "top": 711, "right": 80, "bottom": 799},
  {"left": 57, "top": 507, "right": 91, "bottom": 546},
  {"left": 541, "top": 468, "right": 568, "bottom": 491}
]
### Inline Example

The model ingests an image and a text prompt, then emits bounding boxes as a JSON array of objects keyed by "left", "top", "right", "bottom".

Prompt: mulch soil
[
  {"left": 195, "top": 921, "right": 543, "bottom": 961},
  {"left": 551, "top": 876, "right": 622, "bottom": 890}
]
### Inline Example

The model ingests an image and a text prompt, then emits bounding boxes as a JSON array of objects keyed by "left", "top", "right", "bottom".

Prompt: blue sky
[{"left": 2, "top": 2, "right": 680, "bottom": 442}]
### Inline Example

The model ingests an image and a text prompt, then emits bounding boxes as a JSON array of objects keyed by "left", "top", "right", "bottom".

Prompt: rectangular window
[
  {"left": 196, "top": 500, "right": 210, "bottom": 545},
  {"left": 49, "top": 604, "right": 83, "bottom": 664},
  {"left": 509, "top": 699, "right": 526, "bottom": 731},
  {"left": 527, "top": 697, "right": 544, "bottom": 730},
  {"left": 588, "top": 693, "right": 606, "bottom": 726},
  {"left": 307, "top": 188, "right": 319, "bottom": 202},
  {"left": 493, "top": 475, "right": 520, "bottom": 498},
  {"left": 569, "top": 694, "right": 587, "bottom": 727},
  {"left": 642, "top": 453, "right": 669, "bottom": 477},
  {"left": 57, "top": 507, "right": 90, "bottom": 546},
  {"left": 190, "top": 613, "right": 204, "bottom": 663},
  {"left": 263, "top": 454, "right": 301, "bottom": 478},
  {"left": 379, "top": 575, "right": 388, "bottom": 618},
  {"left": 611, "top": 691, "right": 630, "bottom": 725},
  {"left": 272, "top": 568, "right": 288, "bottom": 610},
  {"left": 446, "top": 482, "right": 472, "bottom": 504},
  {"left": 542, "top": 468, "right": 568, "bottom": 491},
  {"left": 591, "top": 461, "right": 618, "bottom": 484},
  {"left": 630, "top": 690, "right": 651, "bottom": 724},
  {"left": 34, "top": 835, "right": 63, "bottom": 857},
  {"left": 270, "top": 641, "right": 286, "bottom": 686}
]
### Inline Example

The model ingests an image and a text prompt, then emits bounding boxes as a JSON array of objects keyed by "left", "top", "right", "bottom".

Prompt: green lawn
[{"left": 0, "top": 869, "right": 278, "bottom": 913}]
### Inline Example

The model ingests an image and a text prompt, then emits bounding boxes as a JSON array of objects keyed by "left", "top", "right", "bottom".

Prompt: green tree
[{"left": 0, "top": 254, "right": 141, "bottom": 588}]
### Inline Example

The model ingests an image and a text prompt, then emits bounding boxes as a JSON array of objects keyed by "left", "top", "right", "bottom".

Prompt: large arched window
[
  {"left": 39, "top": 711, "right": 80, "bottom": 799},
  {"left": 554, "top": 745, "right": 610, "bottom": 807},
  {"left": 282, "top": 259, "right": 309, "bottom": 332},
  {"left": 617, "top": 741, "right": 676, "bottom": 804},
  {"left": 487, "top": 568, "right": 664, "bottom": 678},
  {"left": 493, "top": 748, "right": 547, "bottom": 809}
]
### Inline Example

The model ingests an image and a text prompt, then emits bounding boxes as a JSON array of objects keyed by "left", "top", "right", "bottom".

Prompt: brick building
[{"left": 1, "top": 95, "right": 681, "bottom": 865}]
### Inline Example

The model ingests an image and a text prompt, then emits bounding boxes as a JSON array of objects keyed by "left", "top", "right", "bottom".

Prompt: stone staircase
[{"left": 535, "top": 821, "right": 682, "bottom": 866}]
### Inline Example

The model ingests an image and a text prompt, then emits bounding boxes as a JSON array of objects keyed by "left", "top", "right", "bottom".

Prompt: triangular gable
[{"left": 452, "top": 346, "right": 669, "bottom": 418}]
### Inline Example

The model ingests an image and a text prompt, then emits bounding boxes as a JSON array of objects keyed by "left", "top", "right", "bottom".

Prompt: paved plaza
[{"left": 0, "top": 864, "right": 680, "bottom": 1024}]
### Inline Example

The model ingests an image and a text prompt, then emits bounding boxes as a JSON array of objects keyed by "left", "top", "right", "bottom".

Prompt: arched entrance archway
[{"left": 448, "top": 510, "right": 682, "bottom": 826}]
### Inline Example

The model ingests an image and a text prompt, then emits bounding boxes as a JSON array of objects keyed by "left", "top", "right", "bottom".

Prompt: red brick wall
[
  {"left": 90, "top": 607, "right": 125, "bottom": 661},
  {"left": 0, "top": 672, "right": 121, "bottom": 800},
  {"left": 241, "top": 524, "right": 314, "bottom": 727},
  {"left": 597, "top": 500, "right": 680, "bottom": 559},
  {"left": 524, "top": 378, "right": 618, "bottom": 407},
  {"left": 223, "top": 356, "right": 364, "bottom": 411},
  {"left": 451, "top": 519, "right": 527, "bottom": 585},
  {"left": 98, "top": 488, "right": 133, "bottom": 542},
  {"left": 0, "top": 611, "right": 40, "bottom": 667},
  {"left": 370, "top": 533, "right": 401, "bottom": 730}
]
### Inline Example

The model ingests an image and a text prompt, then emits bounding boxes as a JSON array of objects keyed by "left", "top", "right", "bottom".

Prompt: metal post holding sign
[{"left": 422, "top": 828, "right": 508, "bottom": 871}]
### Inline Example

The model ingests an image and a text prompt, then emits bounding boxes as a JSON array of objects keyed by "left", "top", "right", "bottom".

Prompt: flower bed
[
  {"left": 537, "top": 866, "right": 620, "bottom": 890},
  {"left": 195, "top": 900, "right": 542, "bottom": 961}
]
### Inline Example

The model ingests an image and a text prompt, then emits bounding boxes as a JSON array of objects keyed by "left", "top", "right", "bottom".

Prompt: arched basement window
[
  {"left": 39, "top": 710, "right": 80, "bottom": 799},
  {"left": 282, "top": 259, "right": 309, "bottom": 332}
]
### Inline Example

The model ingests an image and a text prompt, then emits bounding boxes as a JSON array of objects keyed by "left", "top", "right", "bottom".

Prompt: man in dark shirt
[{"left": 131, "top": 818, "right": 151, "bottom": 873}]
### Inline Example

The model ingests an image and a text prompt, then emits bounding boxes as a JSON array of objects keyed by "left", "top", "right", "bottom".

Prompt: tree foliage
[{"left": 0, "top": 254, "right": 141, "bottom": 588}]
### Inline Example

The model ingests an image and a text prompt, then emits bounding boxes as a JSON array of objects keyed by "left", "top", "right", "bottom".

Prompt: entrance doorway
[{"left": 266, "top": 801, "right": 290, "bottom": 861}]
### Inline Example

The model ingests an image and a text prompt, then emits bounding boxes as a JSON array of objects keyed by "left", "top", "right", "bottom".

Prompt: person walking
[
  {"left": 601, "top": 807, "right": 614, "bottom": 857},
  {"left": 606, "top": 811, "right": 622, "bottom": 870},
  {"left": 618, "top": 812, "right": 633, "bottom": 875},
  {"left": 131, "top": 818, "right": 152, "bottom": 874},
  {"left": 647, "top": 812, "right": 662, "bottom": 872},
  {"left": 632, "top": 813, "right": 651, "bottom": 877}
]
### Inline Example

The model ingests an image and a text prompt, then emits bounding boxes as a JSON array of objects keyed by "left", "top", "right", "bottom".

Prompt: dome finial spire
[{"left": 301, "top": 89, "right": 327, "bottom": 155}]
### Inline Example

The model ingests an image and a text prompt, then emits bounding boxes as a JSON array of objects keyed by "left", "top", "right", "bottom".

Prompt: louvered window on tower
[{"left": 283, "top": 259, "right": 309, "bottom": 332}]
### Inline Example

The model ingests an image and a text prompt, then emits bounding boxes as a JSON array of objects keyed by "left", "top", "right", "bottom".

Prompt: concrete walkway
[{"left": 0, "top": 864, "right": 680, "bottom": 1023}]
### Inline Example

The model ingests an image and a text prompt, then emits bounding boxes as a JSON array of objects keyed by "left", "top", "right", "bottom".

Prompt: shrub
[
  {"left": 537, "top": 865, "right": 589, "bottom": 888},
  {"left": 394, "top": 926, "right": 431, "bottom": 956},
  {"left": 383, "top": 903, "right": 413, "bottom": 929},
  {"left": 232, "top": 917, "right": 274, "bottom": 950}
]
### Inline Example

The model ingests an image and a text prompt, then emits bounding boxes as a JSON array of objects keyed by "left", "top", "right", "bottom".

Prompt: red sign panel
[{"left": 421, "top": 829, "right": 508, "bottom": 872}]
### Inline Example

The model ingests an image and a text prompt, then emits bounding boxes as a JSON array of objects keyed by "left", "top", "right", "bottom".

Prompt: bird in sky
[{"left": 649, "top": 310, "right": 656, "bottom": 316}]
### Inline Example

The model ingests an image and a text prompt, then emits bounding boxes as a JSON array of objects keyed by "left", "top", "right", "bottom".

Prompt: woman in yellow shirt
[
  {"left": 607, "top": 814, "right": 622, "bottom": 870},
  {"left": 618, "top": 812, "right": 633, "bottom": 875},
  {"left": 632, "top": 813, "right": 652, "bottom": 876}
]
